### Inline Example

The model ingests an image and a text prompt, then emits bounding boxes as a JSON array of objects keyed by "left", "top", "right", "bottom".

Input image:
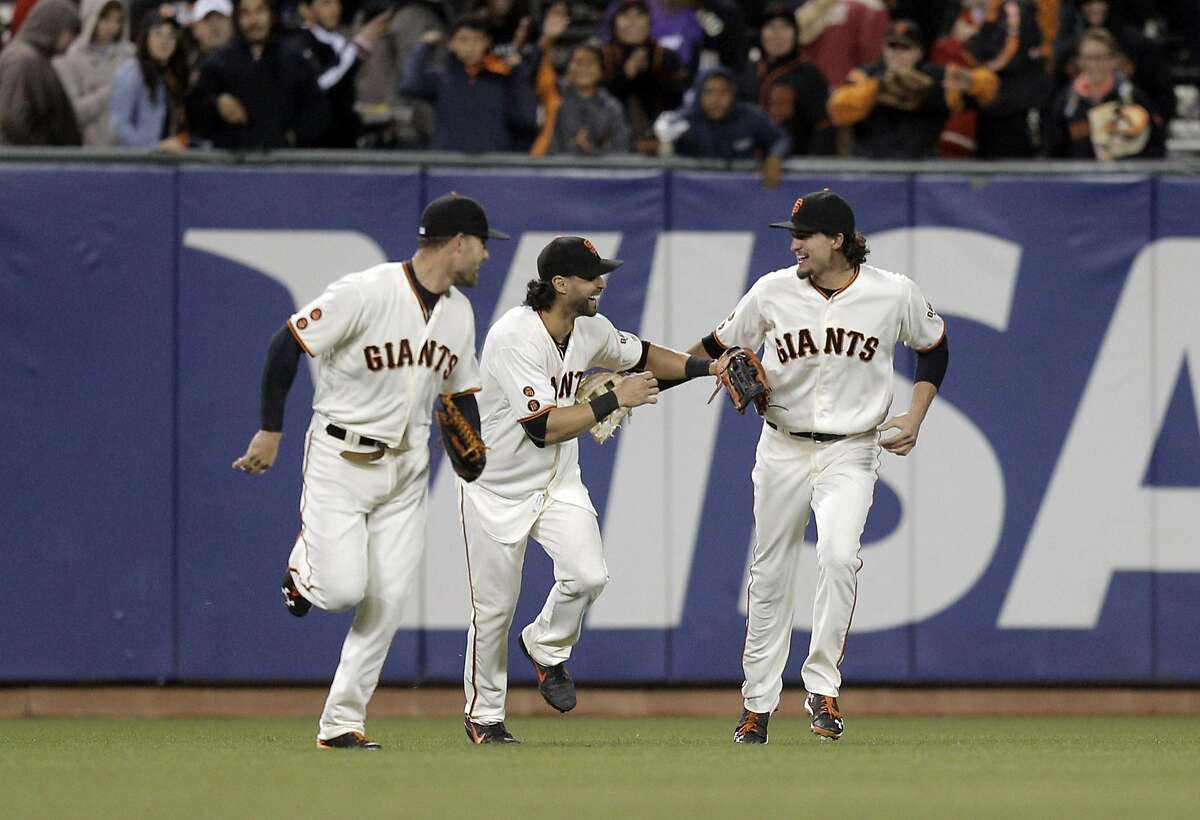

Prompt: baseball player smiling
[
  {"left": 233, "top": 194, "right": 504, "bottom": 750},
  {"left": 690, "top": 190, "right": 949, "bottom": 743},
  {"left": 460, "top": 236, "right": 717, "bottom": 744}
]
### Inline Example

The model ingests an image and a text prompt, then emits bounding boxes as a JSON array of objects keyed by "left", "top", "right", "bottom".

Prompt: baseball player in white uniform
[
  {"left": 460, "top": 236, "right": 718, "bottom": 744},
  {"left": 690, "top": 190, "right": 948, "bottom": 743},
  {"left": 232, "top": 194, "right": 505, "bottom": 750}
]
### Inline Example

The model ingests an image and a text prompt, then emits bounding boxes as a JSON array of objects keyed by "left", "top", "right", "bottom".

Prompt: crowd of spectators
[{"left": 0, "top": 0, "right": 1196, "bottom": 171}]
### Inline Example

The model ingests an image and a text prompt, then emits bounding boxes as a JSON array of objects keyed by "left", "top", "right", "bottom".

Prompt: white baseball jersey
[
  {"left": 713, "top": 263, "right": 944, "bottom": 435},
  {"left": 464, "top": 306, "right": 642, "bottom": 540},
  {"left": 288, "top": 260, "right": 481, "bottom": 448}
]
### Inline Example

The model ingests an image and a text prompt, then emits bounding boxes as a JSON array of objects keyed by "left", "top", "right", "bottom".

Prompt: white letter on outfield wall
[
  {"left": 183, "top": 229, "right": 387, "bottom": 380},
  {"left": 1000, "top": 239, "right": 1200, "bottom": 628},
  {"left": 589, "top": 231, "right": 757, "bottom": 628}
]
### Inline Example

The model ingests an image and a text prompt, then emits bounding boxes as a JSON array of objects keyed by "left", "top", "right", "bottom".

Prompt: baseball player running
[
  {"left": 460, "top": 236, "right": 717, "bottom": 744},
  {"left": 232, "top": 194, "right": 505, "bottom": 750},
  {"left": 691, "top": 190, "right": 948, "bottom": 743}
]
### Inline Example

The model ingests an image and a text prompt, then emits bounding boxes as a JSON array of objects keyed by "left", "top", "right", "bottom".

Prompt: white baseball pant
[
  {"left": 741, "top": 426, "right": 880, "bottom": 714},
  {"left": 286, "top": 417, "right": 429, "bottom": 741},
  {"left": 460, "top": 492, "right": 608, "bottom": 724}
]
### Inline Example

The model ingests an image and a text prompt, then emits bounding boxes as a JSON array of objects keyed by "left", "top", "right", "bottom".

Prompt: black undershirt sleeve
[
  {"left": 521, "top": 413, "right": 549, "bottom": 448},
  {"left": 261, "top": 324, "right": 304, "bottom": 432},
  {"left": 914, "top": 335, "right": 949, "bottom": 390},
  {"left": 700, "top": 333, "right": 728, "bottom": 358}
]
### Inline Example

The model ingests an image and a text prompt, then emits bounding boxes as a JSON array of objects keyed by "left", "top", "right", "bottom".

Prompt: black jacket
[{"left": 187, "top": 32, "right": 331, "bottom": 150}]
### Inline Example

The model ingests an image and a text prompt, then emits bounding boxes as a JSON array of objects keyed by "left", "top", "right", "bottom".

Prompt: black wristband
[
  {"left": 589, "top": 390, "right": 620, "bottom": 423},
  {"left": 684, "top": 355, "right": 712, "bottom": 379}
]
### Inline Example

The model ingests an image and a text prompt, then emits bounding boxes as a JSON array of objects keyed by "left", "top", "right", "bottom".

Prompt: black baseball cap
[
  {"left": 769, "top": 189, "right": 856, "bottom": 238},
  {"left": 537, "top": 236, "right": 623, "bottom": 281},
  {"left": 419, "top": 194, "right": 509, "bottom": 240}
]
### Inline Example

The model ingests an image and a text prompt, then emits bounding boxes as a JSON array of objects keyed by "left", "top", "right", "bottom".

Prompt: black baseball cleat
[
  {"left": 518, "top": 635, "right": 576, "bottom": 713},
  {"left": 282, "top": 568, "right": 311, "bottom": 618},
  {"left": 805, "top": 692, "right": 845, "bottom": 740},
  {"left": 733, "top": 709, "right": 770, "bottom": 744},
  {"left": 316, "top": 731, "right": 381, "bottom": 750},
  {"left": 464, "top": 717, "right": 521, "bottom": 745}
]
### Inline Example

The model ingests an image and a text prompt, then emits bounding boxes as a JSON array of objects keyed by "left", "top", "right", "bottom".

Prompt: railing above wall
[{"left": 2, "top": 145, "right": 1198, "bottom": 175}]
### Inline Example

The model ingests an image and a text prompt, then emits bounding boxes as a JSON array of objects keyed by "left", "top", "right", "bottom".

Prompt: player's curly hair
[
  {"left": 523, "top": 278, "right": 558, "bottom": 311},
  {"left": 840, "top": 231, "right": 869, "bottom": 266}
]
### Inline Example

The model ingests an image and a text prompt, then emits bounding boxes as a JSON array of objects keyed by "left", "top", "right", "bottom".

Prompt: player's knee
[
  {"left": 570, "top": 566, "right": 609, "bottom": 599},
  {"left": 319, "top": 574, "right": 368, "bottom": 613},
  {"left": 816, "top": 542, "right": 861, "bottom": 575}
]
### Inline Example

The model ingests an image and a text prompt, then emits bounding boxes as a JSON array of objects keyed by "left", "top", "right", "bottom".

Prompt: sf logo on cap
[
  {"left": 791, "top": 198, "right": 804, "bottom": 216},
  {"left": 583, "top": 239, "right": 599, "bottom": 257}
]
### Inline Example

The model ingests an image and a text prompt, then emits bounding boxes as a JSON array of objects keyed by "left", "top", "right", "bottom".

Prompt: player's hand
[
  {"left": 614, "top": 372, "right": 659, "bottom": 408},
  {"left": 217, "top": 93, "right": 248, "bottom": 125},
  {"left": 878, "top": 413, "right": 919, "bottom": 456},
  {"left": 233, "top": 430, "right": 282, "bottom": 474}
]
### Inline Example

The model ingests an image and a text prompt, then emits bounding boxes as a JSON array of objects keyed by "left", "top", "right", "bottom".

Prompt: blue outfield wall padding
[
  {"left": 0, "top": 167, "right": 176, "bottom": 679},
  {"left": 2, "top": 166, "right": 1199, "bottom": 684}
]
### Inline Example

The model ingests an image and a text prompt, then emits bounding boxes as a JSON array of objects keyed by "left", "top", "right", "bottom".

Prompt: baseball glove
[
  {"left": 575, "top": 371, "right": 633, "bottom": 444},
  {"left": 876, "top": 67, "right": 935, "bottom": 111},
  {"left": 435, "top": 395, "right": 487, "bottom": 482},
  {"left": 709, "top": 347, "right": 771, "bottom": 416}
]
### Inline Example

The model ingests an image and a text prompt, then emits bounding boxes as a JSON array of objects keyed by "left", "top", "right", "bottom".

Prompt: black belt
[
  {"left": 766, "top": 421, "right": 845, "bottom": 443},
  {"left": 325, "top": 424, "right": 386, "bottom": 449}
]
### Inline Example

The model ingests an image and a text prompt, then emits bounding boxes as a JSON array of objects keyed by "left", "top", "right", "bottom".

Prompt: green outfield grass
[{"left": 2, "top": 716, "right": 1198, "bottom": 819}]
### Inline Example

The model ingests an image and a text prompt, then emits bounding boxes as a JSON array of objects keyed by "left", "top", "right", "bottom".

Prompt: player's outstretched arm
[
  {"left": 541, "top": 372, "right": 659, "bottom": 445},
  {"left": 233, "top": 324, "right": 303, "bottom": 475},
  {"left": 640, "top": 342, "right": 717, "bottom": 383}
]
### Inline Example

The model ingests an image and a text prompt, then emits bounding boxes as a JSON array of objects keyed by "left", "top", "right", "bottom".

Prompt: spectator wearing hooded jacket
[
  {"left": 740, "top": 3, "right": 831, "bottom": 155},
  {"left": 600, "top": 0, "right": 688, "bottom": 155},
  {"left": 186, "top": 0, "right": 331, "bottom": 149},
  {"left": 399, "top": 14, "right": 539, "bottom": 152},
  {"left": 52, "top": 0, "right": 134, "bottom": 146},
  {"left": 828, "top": 18, "right": 998, "bottom": 158},
  {"left": 0, "top": 0, "right": 82, "bottom": 145},
  {"left": 657, "top": 66, "right": 788, "bottom": 187}
]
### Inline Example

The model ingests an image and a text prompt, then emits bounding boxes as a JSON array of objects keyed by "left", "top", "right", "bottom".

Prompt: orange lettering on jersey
[
  {"left": 397, "top": 339, "right": 413, "bottom": 367},
  {"left": 845, "top": 330, "right": 865, "bottom": 356},
  {"left": 443, "top": 354, "right": 458, "bottom": 379},
  {"left": 774, "top": 337, "right": 789, "bottom": 365},
  {"left": 418, "top": 340, "right": 436, "bottom": 367},
  {"left": 384, "top": 341, "right": 397, "bottom": 368}
]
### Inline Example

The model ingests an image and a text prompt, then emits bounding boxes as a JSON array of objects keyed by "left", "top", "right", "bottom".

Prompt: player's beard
[
  {"left": 451, "top": 263, "right": 479, "bottom": 289},
  {"left": 572, "top": 291, "right": 598, "bottom": 318}
]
